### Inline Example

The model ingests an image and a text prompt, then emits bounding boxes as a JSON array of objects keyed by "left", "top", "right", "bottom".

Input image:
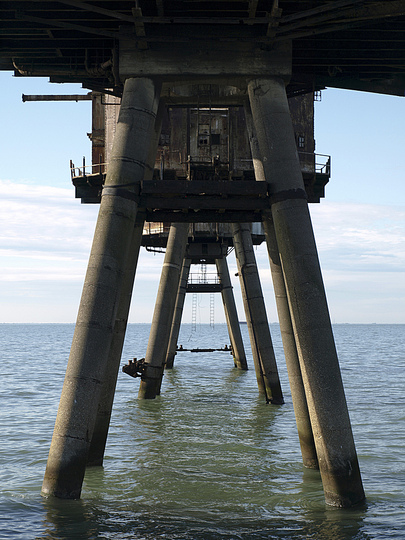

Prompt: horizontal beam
[
  {"left": 119, "top": 36, "right": 291, "bottom": 80},
  {"left": 186, "top": 284, "right": 223, "bottom": 293},
  {"left": 142, "top": 179, "right": 268, "bottom": 197},
  {"left": 144, "top": 209, "right": 264, "bottom": 223},
  {"left": 15, "top": 11, "right": 118, "bottom": 39},
  {"left": 22, "top": 93, "right": 91, "bottom": 101},
  {"left": 139, "top": 195, "right": 270, "bottom": 210}
]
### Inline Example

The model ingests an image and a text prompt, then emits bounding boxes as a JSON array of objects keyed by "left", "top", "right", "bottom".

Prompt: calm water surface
[{"left": 0, "top": 323, "right": 404, "bottom": 539}]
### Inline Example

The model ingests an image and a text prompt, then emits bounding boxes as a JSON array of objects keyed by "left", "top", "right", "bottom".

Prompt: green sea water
[{"left": 0, "top": 323, "right": 404, "bottom": 539}]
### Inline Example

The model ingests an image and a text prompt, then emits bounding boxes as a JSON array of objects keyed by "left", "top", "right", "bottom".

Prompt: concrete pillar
[
  {"left": 138, "top": 222, "right": 189, "bottom": 399},
  {"left": 215, "top": 257, "right": 248, "bottom": 370},
  {"left": 248, "top": 76, "right": 364, "bottom": 507},
  {"left": 41, "top": 78, "right": 160, "bottom": 499},
  {"left": 232, "top": 223, "right": 284, "bottom": 404},
  {"left": 165, "top": 257, "right": 191, "bottom": 369},
  {"left": 87, "top": 212, "right": 145, "bottom": 467},
  {"left": 86, "top": 96, "right": 165, "bottom": 466},
  {"left": 264, "top": 219, "right": 318, "bottom": 469},
  {"left": 244, "top": 101, "right": 317, "bottom": 469}
]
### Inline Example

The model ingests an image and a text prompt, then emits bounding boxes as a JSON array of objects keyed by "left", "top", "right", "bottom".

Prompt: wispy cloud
[
  {"left": 310, "top": 201, "right": 405, "bottom": 272},
  {"left": 1, "top": 183, "right": 404, "bottom": 322},
  {"left": 0, "top": 180, "right": 98, "bottom": 261}
]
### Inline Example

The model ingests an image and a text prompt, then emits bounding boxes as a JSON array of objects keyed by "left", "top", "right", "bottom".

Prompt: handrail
[
  {"left": 70, "top": 156, "right": 107, "bottom": 179},
  {"left": 71, "top": 151, "right": 331, "bottom": 182},
  {"left": 298, "top": 152, "right": 331, "bottom": 175},
  {"left": 142, "top": 222, "right": 171, "bottom": 235},
  {"left": 188, "top": 272, "right": 220, "bottom": 285}
]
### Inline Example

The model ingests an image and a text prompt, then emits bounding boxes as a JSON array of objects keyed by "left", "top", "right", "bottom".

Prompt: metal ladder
[
  {"left": 192, "top": 293, "right": 197, "bottom": 332},
  {"left": 210, "top": 293, "right": 215, "bottom": 329}
]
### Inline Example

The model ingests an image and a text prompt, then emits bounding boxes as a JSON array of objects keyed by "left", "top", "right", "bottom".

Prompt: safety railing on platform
[
  {"left": 70, "top": 156, "right": 107, "bottom": 180},
  {"left": 188, "top": 273, "right": 220, "bottom": 285},
  {"left": 298, "top": 152, "right": 331, "bottom": 175},
  {"left": 315, "top": 153, "right": 331, "bottom": 175},
  {"left": 142, "top": 222, "right": 171, "bottom": 236},
  {"left": 71, "top": 153, "right": 330, "bottom": 182}
]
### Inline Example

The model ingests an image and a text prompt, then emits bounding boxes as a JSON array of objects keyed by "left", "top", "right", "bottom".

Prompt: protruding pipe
[
  {"left": 138, "top": 222, "right": 189, "bottom": 399},
  {"left": 165, "top": 258, "right": 191, "bottom": 369},
  {"left": 232, "top": 223, "right": 284, "bottom": 404},
  {"left": 215, "top": 257, "right": 248, "bottom": 370},
  {"left": 244, "top": 100, "right": 317, "bottom": 468},
  {"left": 41, "top": 78, "right": 161, "bottom": 499},
  {"left": 248, "top": 76, "right": 364, "bottom": 507}
]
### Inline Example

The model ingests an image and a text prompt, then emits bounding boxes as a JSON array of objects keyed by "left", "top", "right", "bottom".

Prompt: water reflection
[
  {"left": 33, "top": 326, "right": 385, "bottom": 540},
  {"left": 41, "top": 493, "right": 371, "bottom": 540},
  {"left": 41, "top": 497, "right": 100, "bottom": 539}
]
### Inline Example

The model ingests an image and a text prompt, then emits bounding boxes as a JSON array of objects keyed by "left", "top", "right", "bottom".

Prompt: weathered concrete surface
[
  {"left": 248, "top": 76, "right": 364, "bottom": 507},
  {"left": 138, "top": 222, "right": 189, "bottom": 399},
  {"left": 264, "top": 219, "right": 318, "bottom": 469},
  {"left": 232, "top": 222, "right": 284, "bottom": 404},
  {"left": 215, "top": 257, "right": 248, "bottom": 370},
  {"left": 41, "top": 78, "right": 160, "bottom": 499},
  {"left": 86, "top": 213, "right": 145, "bottom": 467},
  {"left": 165, "top": 258, "right": 191, "bottom": 369},
  {"left": 244, "top": 101, "right": 317, "bottom": 469},
  {"left": 87, "top": 93, "right": 166, "bottom": 466}
]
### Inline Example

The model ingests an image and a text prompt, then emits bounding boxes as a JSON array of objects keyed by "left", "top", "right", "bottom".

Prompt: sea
[{"left": 0, "top": 323, "right": 404, "bottom": 540}]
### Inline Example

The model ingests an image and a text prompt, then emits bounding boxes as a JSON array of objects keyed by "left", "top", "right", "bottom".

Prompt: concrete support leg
[
  {"left": 264, "top": 219, "right": 318, "bottom": 469},
  {"left": 244, "top": 101, "right": 317, "bottom": 469},
  {"left": 41, "top": 78, "right": 160, "bottom": 499},
  {"left": 165, "top": 257, "right": 191, "bottom": 369},
  {"left": 86, "top": 95, "right": 165, "bottom": 466},
  {"left": 87, "top": 212, "right": 145, "bottom": 467},
  {"left": 138, "top": 222, "right": 189, "bottom": 399},
  {"left": 248, "top": 76, "right": 364, "bottom": 507},
  {"left": 232, "top": 223, "right": 284, "bottom": 404},
  {"left": 215, "top": 257, "right": 248, "bottom": 370}
]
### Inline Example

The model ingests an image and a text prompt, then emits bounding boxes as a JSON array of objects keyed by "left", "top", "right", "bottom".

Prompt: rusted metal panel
[
  {"left": 289, "top": 92, "right": 315, "bottom": 173},
  {"left": 91, "top": 92, "right": 105, "bottom": 174},
  {"left": 73, "top": 90, "right": 328, "bottom": 228},
  {"left": 104, "top": 94, "right": 121, "bottom": 165}
]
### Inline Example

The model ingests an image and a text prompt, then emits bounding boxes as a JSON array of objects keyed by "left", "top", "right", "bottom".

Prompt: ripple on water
[{"left": 0, "top": 324, "right": 404, "bottom": 539}]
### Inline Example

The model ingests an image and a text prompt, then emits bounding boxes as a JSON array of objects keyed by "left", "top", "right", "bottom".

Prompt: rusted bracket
[
  {"left": 122, "top": 358, "right": 163, "bottom": 380},
  {"left": 122, "top": 358, "right": 147, "bottom": 378}
]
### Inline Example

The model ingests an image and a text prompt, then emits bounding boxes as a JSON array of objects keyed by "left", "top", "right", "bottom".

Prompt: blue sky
[{"left": 0, "top": 72, "right": 404, "bottom": 323}]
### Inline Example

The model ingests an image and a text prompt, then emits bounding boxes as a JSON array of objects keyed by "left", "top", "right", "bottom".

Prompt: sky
[{"left": 0, "top": 71, "right": 404, "bottom": 324}]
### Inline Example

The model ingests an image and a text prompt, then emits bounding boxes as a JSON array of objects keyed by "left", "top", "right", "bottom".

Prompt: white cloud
[
  {"left": 0, "top": 180, "right": 98, "bottom": 260},
  {"left": 310, "top": 201, "right": 405, "bottom": 273},
  {"left": 0, "top": 183, "right": 404, "bottom": 323},
  {"left": 309, "top": 201, "right": 405, "bottom": 322}
]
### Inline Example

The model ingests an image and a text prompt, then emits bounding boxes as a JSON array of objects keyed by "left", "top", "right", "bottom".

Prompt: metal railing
[
  {"left": 70, "top": 156, "right": 107, "bottom": 180},
  {"left": 188, "top": 273, "right": 220, "bottom": 285},
  {"left": 298, "top": 152, "right": 331, "bottom": 175},
  {"left": 315, "top": 153, "right": 331, "bottom": 175},
  {"left": 142, "top": 222, "right": 171, "bottom": 236},
  {"left": 71, "top": 151, "right": 331, "bottom": 182}
]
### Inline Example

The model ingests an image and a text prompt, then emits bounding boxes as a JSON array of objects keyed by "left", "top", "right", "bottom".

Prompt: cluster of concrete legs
[{"left": 41, "top": 77, "right": 365, "bottom": 508}]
